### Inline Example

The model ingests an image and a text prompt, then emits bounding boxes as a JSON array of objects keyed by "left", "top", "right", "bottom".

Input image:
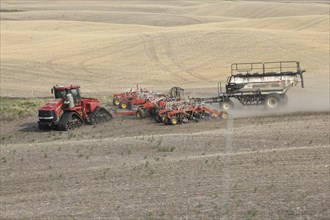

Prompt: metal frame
[{"left": 231, "top": 61, "right": 303, "bottom": 75}]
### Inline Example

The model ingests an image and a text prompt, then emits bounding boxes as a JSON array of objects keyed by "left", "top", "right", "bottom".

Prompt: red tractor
[{"left": 38, "top": 85, "right": 113, "bottom": 131}]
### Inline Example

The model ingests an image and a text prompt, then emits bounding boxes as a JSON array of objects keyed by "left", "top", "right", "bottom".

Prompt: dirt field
[
  {"left": 0, "top": 0, "right": 329, "bottom": 219},
  {"left": 1, "top": 111, "right": 329, "bottom": 219}
]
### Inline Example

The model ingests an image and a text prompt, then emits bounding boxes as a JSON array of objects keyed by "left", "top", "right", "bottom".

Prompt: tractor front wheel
[{"left": 58, "top": 112, "right": 84, "bottom": 131}]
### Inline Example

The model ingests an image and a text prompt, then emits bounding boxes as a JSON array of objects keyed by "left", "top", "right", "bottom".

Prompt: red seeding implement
[
  {"left": 154, "top": 102, "right": 228, "bottom": 125},
  {"left": 112, "top": 85, "right": 155, "bottom": 110},
  {"left": 112, "top": 86, "right": 228, "bottom": 125},
  {"left": 38, "top": 85, "right": 112, "bottom": 131}
]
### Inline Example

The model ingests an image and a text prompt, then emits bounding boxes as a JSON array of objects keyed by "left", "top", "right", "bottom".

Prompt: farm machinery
[
  {"left": 112, "top": 86, "right": 155, "bottom": 110},
  {"left": 38, "top": 85, "right": 112, "bottom": 131},
  {"left": 154, "top": 101, "right": 228, "bottom": 125},
  {"left": 112, "top": 86, "right": 184, "bottom": 110},
  {"left": 198, "top": 61, "right": 305, "bottom": 110},
  {"left": 112, "top": 86, "right": 228, "bottom": 125}
]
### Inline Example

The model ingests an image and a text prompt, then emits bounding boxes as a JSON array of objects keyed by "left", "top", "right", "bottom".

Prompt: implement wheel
[
  {"left": 220, "top": 111, "right": 229, "bottom": 120},
  {"left": 164, "top": 117, "right": 171, "bottom": 125},
  {"left": 119, "top": 100, "right": 130, "bottom": 110},
  {"left": 155, "top": 114, "right": 162, "bottom": 123},
  {"left": 136, "top": 108, "right": 145, "bottom": 119},
  {"left": 265, "top": 94, "right": 280, "bottom": 110},
  {"left": 170, "top": 116, "right": 178, "bottom": 125},
  {"left": 113, "top": 97, "right": 121, "bottom": 106},
  {"left": 219, "top": 99, "right": 234, "bottom": 111}
]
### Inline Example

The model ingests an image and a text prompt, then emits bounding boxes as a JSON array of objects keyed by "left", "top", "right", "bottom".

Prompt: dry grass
[{"left": 0, "top": 97, "right": 46, "bottom": 121}]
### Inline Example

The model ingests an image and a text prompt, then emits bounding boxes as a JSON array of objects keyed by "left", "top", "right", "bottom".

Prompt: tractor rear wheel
[
  {"left": 265, "top": 94, "right": 281, "bottom": 110},
  {"left": 219, "top": 99, "right": 234, "bottom": 111},
  {"left": 98, "top": 107, "right": 113, "bottom": 122},
  {"left": 89, "top": 107, "right": 112, "bottom": 125}
]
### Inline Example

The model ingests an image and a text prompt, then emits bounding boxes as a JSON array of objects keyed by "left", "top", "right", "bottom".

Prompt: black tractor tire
[
  {"left": 113, "top": 97, "right": 121, "bottom": 106},
  {"left": 264, "top": 93, "right": 281, "bottom": 110},
  {"left": 98, "top": 107, "right": 113, "bottom": 122},
  {"left": 88, "top": 106, "right": 100, "bottom": 125},
  {"left": 58, "top": 112, "right": 84, "bottom": 131},
  {"left": 58, "top": 112, "right": 72, "bottom": 131},
  {"left": 136, "top": 108, "right": 146, "bottom": 119},
  {"left": 89, "top": 107, "right": 113, "bottom": 124},
  {"left": 219, "top": 99, "right": 234, "bottom": 111}
]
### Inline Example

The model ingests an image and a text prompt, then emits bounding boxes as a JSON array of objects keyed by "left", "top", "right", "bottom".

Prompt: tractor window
[
  {"left": 70, "top": 88, "right": 81, "bottom": 104},
  {"left": 54, "top": 90, "right": 66, "bottom": 99},
  {"left": 70, "top": 89, "right": 78, "bottom": 97}
]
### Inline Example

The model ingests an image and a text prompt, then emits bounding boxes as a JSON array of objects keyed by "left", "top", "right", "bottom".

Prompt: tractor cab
[{"left": 52, "top": 85, "right": 81, "bottom": 105}]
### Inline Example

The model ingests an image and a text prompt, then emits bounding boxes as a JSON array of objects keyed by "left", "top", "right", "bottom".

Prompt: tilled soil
[{"left": 0, "top": 111, "right": 329, "bottom": 219}]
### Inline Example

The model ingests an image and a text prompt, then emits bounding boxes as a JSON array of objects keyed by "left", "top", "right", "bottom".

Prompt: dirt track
[{"left": 1, "top": 111, "right": 329, "bottom": 219}]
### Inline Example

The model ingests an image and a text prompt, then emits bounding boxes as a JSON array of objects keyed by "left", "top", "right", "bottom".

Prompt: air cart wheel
[
  {"left": 219, "top": 99, "right": 234, "bottom": 111},
  {"left": 265, "top": 94, "right": 281, "bottom": 110}
]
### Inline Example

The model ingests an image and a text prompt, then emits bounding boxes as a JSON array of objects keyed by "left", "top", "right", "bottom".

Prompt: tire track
[
  {"left": 162, "top": 34, "right": 210, "bottom": 81},
  {"left": 141, "top": 35, "right": 188, "bottom": 82},
  {"left": 77, "top": 37, "right": 144, "bottom": 76}
]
